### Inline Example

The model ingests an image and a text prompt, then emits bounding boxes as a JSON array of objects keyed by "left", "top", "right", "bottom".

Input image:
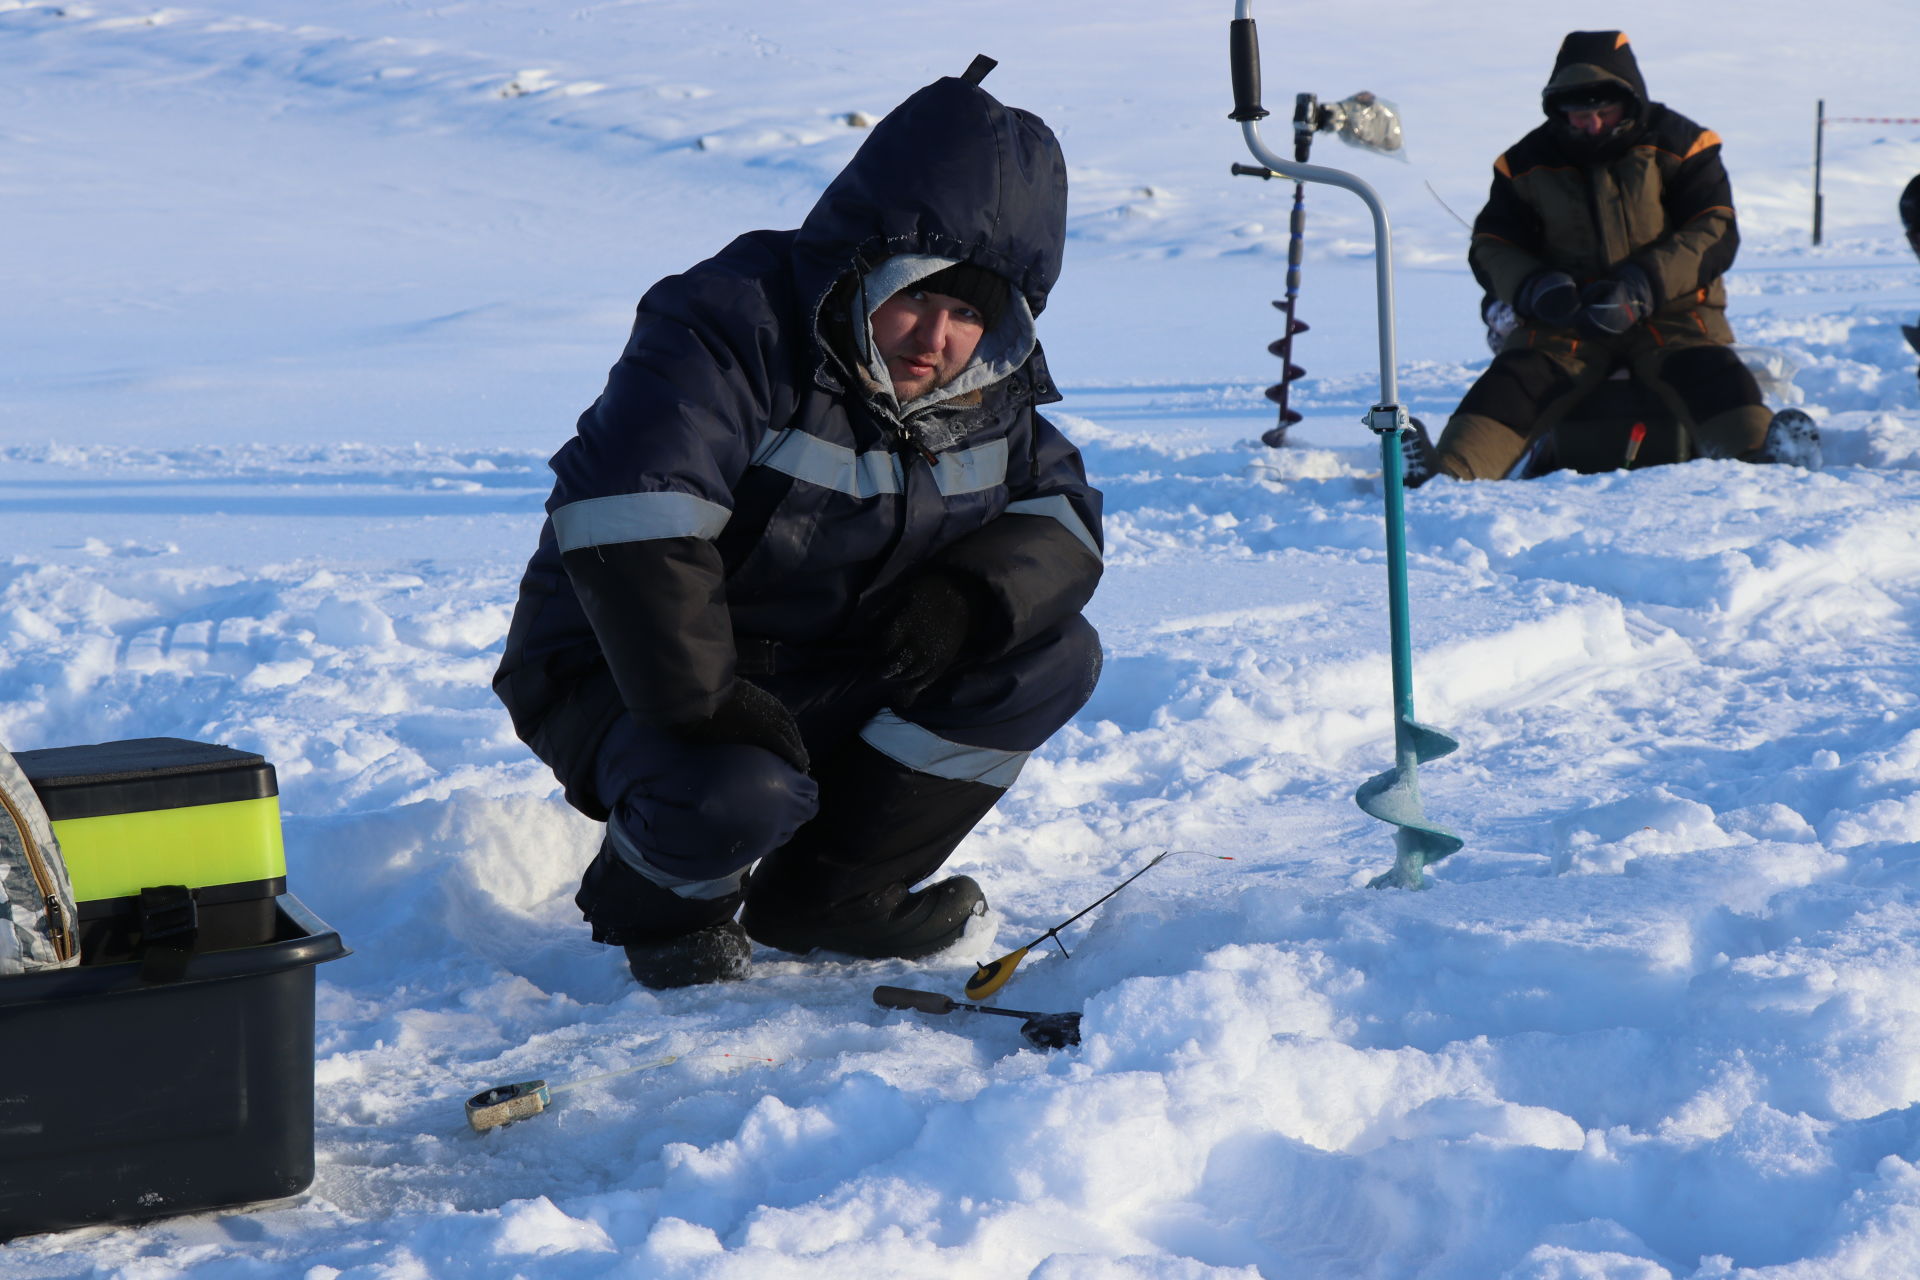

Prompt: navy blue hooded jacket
[{"left": 494, "top": 75, "right": 1104, "bottom": 817}]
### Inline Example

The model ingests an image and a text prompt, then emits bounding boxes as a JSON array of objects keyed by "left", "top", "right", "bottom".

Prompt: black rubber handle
[
  {"left": 874, "top": 985, "right": 955, "bottom": 1014},
  {"left": 1229, "top": 19, "right": 1268, "bottom": 121}
]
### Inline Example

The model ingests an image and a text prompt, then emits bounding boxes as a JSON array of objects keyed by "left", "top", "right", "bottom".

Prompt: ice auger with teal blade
[
  {"left": 1228, "top": 0, "right": 1463, "bottom": 887},
  {"left": 1354, "top": 421, "right": 1464, "bottom": 887}
]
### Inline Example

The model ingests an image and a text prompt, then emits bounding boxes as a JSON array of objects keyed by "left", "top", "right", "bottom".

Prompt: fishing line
[
  {"left": 465, "top": 1050, "right": 779, "bottom": 1132},
  {"left": 1423, "top": 179, "right": 1471, "bottom": 231},
  {"left": 965, "top": 850, "right": 1233, "bottom": 999}
]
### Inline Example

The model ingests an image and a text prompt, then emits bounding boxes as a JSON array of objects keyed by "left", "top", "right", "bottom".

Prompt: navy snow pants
[{"left": 576, "top": 614, "right": 1100, "bottom": 943}]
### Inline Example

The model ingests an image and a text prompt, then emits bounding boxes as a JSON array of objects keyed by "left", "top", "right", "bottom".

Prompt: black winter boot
[
  {"left": 577, "top": 834, "right": 751, "bottom": 987},
  {"left": 623, "top": 923, "right": 751, "bottom": 988},
  {"left": 1756, "top": 408, "right": 1823, "bottom": 470},
  {"left": 746, "top": 874, "right": 986, "bottom": 959},
  {"left": 741, "top": 738, "right": 1003, "bottom": 960},
  {"left": 1398, "top": 417, "right": 1443, "bottom": 489}
]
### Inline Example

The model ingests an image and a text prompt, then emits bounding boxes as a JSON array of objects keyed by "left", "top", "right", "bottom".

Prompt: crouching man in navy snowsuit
[{"left": 494, "top": 65, "right": 1103, "bottom": 988}]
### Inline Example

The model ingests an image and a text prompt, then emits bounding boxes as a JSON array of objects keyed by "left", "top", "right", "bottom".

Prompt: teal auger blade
[
  {"left": 1359, "top": 410, "right": 1464, "bottom": 889},
  {"left": 1355, "top": 720, "right": 1459, "bottom": 820},
  {"left": 1398, "top": 717, "right": 1458, "bottom": 766},
  {"left": 1365, "top": 821, "right": 1465, "bottom": 890},
  {"left": 1356, "top": 747, "right": 1464, "bottom": 891}
]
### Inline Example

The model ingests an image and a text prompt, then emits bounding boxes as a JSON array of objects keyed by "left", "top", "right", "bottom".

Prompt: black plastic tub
[{"left": 0, "top": 894, "right": 348, "bottom": 1241}]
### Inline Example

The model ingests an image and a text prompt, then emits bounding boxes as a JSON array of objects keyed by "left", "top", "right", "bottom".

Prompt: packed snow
[{"left": 5, "top": 1, "right": 1920, "bottom": 1276}]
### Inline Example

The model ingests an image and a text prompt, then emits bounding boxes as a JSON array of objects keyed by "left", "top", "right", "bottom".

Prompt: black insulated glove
[
  {"left": 1515, "top": 269, "right": 1579, "bottom": 327},
  {"left": 1578, "top": 264, "right": 1655, "bottom": 336},
  {"left": 878, "top": 573, "right": 979, "bottom": 701},
  {"left": 673, "top": 678, "right": 809, "bottom": 772}
]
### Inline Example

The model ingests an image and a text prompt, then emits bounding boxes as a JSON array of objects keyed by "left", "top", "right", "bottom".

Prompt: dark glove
[
  {"left": 1577, "top": 264, "right": 1655, "bottom": 336},
  {"left": 1515, "top": 269, "right": 1579, "bottom": 327},
  {"left": 672, "top": 678, "right": 809, "bottom": 772},
  {"left": 878, "top": 572, "right": 979, "bottom": 701}
]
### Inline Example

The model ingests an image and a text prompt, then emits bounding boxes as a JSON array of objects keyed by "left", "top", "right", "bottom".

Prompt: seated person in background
[{"left": 1404, "top": 30, "right": 1817, "bottom": 485}]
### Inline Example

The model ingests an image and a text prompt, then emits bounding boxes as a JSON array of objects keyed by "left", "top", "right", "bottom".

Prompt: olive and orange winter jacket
[{"left": 1469, "top": 31, "right": 1740, "bottom": 338}]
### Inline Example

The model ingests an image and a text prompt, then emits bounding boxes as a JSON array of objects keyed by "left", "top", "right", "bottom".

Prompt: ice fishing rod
[
  {"left": 964, "top": 850, "right": 1231, "bottom": 999},
  {"left": 1228, "top": 1, "right": 1462, "bottom": 889},
  {"left": 874, "top": 985, "right": 1082, "bottom": 1050}
]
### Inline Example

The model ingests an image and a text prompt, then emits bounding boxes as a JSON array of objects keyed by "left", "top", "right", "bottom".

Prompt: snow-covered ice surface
[{"left": 7, "top": 1, "right": 1920, "bottom": 1276}]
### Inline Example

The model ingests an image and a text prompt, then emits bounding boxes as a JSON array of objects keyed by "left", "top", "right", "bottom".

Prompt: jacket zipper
[
  {"left": 892, "top": 421, "right": 938, "bottom": 467},
  {"left": 1, "top": 786, "right": 75, "bottom": 964},
  {"left": 1583, "top": 169, "right": 1609, "bottom": 274}
]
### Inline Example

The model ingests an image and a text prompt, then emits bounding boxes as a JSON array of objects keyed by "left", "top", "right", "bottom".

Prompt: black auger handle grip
[
  {"left": 874, "top": 985, "right": 956, "bottom": 1014},
  {"left": 1229, "top": 19, "right": 1269, "bottom": 122}
]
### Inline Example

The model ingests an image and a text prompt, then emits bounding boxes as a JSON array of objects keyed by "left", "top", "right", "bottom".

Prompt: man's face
[
  {"left": 870, "top": 288, "right": 987, "bottom": 401},
  {"left": 1562, "top": 100, "right": 1626, "bottom": 137}
]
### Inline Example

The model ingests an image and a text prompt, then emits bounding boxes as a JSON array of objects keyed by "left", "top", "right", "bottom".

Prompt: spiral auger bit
[
  {"left": 1357, "top": 717, "right": 1463, "bottom": 889},
  {"left": 1357, "top": 404, "right": 1463, "bottom": 890}
]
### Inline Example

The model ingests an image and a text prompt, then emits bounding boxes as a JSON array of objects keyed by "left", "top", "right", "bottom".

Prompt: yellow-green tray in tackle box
[{"left": 14, "top": 738, "right": 285, "bottom": 963}]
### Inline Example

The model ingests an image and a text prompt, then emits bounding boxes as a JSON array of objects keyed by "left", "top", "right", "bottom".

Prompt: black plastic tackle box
[{"left": 0, "top": 738, "right": 348, "bottom": 1240}]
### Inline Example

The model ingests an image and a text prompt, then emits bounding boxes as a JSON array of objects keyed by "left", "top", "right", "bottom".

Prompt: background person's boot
[
  {"left": 1756, "top": 408, "right": 1823, "bottom": 470},
  {"left": 1398, "top": 416, "right": 1443, "bottom": 488}
]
